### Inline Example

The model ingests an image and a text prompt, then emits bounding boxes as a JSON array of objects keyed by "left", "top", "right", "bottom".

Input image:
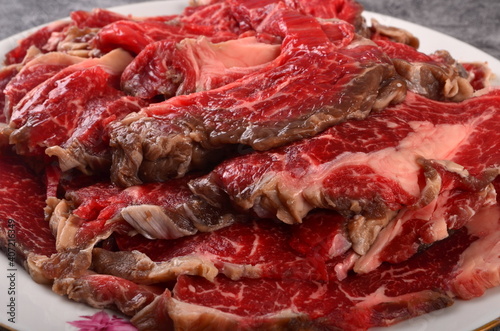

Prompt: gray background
[{"left": 0, "top": 0, "right": 498, "bottom": 330}]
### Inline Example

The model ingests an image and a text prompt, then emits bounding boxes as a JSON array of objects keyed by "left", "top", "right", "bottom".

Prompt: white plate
[{"left": 0, "top": 1, "right": 499, "bottom": 330}]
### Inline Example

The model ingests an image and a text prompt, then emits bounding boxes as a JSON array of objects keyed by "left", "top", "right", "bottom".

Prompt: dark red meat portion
[
  {"left": 110, "top": 2, "right": 399, "bottom": 186},
  {"left": 0, "top": 154, "right": 56, "bottom": 260},
  {"left": 0, "top": 64, "right": 19, "bottom": 123},
  {"left": 165, "top": 226, "right": 479, "bottom": 331},
  {"left": 192, "top": 90, "right": 500, "bottom": 222},
  {"left": 54, "top": 274, "right": 163, "bottom": 316},
  {"left": 111, "top": 212, "right": 351, "bottom": 282},
  {"left": 3, "top": 53, "right": 84, "bottom": 123},
  {"left": 4, "top": 21, "right": 71, "bottom": 65},
  {"left": 93, "top": 2, "right": 244, "bottom": 55}
]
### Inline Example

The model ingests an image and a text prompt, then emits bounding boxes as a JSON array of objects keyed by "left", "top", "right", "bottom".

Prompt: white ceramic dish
[{"left": 0, "top": 1, "right": 499, "bottom": 330}]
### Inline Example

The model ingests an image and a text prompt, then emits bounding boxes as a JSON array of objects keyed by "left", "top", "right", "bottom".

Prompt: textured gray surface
[
  {"left": 0, "top": 0, "right": 498, "bottom": 330},
  {"left": 358, "top": 0, "right": 500, "bottom": 60}
]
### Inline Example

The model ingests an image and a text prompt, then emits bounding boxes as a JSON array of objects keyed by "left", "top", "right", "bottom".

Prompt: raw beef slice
[
  {"left": 131, "top": 202, "right": 500, "bottom": 331},
  {"left": 92, "top": 1, "right": 245, "bottom": 55},
  {"left": 190, "top": 91, "right": 500, "bottom": 257},
  {"left": 48, "top": 175, "right": 240, "bottom": 249},
  {"left": 0, "top": 64, "right": 21, "bottom": 123},
  {"left": 3, "top": 20, "right": 71, "bottom": 65},
  {"left": 7, "top": 49, "right": 147, "bottom": 174},
  {"left": 91, "top": 210, "right": 352, "bottom": 285},
  {"left": 53, "top": 273, "right": 164, "bottom": 317},
  {"left": 120, "top": 36, "right": 281, "bottom": 99},
  {"left": 3, "top": 52, "right": 85, "bottom": 122},
  {"left": 110, "top": 1, "right": 403, "bottom": 186},
  {"left": 0, "top": 154, "right": 57, "bottom": 283},
  {"left": 375, "top": 39, "right": 473, "bottom": 101}
]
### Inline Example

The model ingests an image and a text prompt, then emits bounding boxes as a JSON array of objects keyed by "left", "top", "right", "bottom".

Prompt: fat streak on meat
[{"left": 120, "top": 36, "right": 281, "bottom": 99}]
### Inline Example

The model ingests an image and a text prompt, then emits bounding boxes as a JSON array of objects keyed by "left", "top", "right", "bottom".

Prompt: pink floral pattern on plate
[{"left": 68, "top": 311, "right": 137, "bottom": 331}]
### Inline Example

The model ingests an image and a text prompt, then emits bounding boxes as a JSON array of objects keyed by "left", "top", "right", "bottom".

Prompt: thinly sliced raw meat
[
  {"left": 70, "top": 8, "right": 176, "bottom": 29},
  {"left": 0, "top": 64, "right": 20, "bottom": 123},
  {"left": 93, "top": 2, "right": 244, "bottom": 55},
  {"left": 449, "top": 202, "right": 500, "bottom": 299},
  {"left": 8, "top": 49, "right": 133, "bottom": 162},
  {"left": 0, "top": 154, "right": 57, "bottom": 283},
  {"left": 191, "top": 91, "right": 500, "bottom": 255},
  {"left": 53, "top": 273, "right": 163, "bottom": 316},
  {"left": 121, "top": 36, "right": 281, "bottom": 99},
  {"left": 4, "top": 21, "right": 71, "bottom": 65},
  {"left": 368, "top": 18, "right": 419, "bottom": 48},
  {"left": 462, "top": 62, "right": 492, "bottom": 91},
  {"left": 179, "top": 0, "right": 242, "bottom": 35},
  {"left": 354, "top": 162, "right": 497, "bottom": 273},
  {"left": 92, "top": 211, "right": 351, "bottom": 284},
  {"left": 45, "top": 96, "right": 148, "bottom": 174},
  {"left": 3, "top": 52, "right": 85, "bottom": 122},
  {"left": 0, "top": 123, "right": 10, "bottom": 152},
  {"left": 110, "top": 3, "right": 402, "bottom": 186},
  {"left": 32, "top": 174, "right": 240, "bottom": 282},
  {"left": 93, "top": 21, "right": 202, "bottom": 55},
  {"left": 227, "top": 0, "right": 364, "bottom": 31},
  {"left": 48, "top": 175, "right": 238, "bottom": 255},
  {"left": 134, "top": 203, "right": 500, "bottom": 331},
  {"left": 375, "top": 39, "right": 473, "bottom": 101},
  {"left": 0, "top": 154, "right": 56, "bottom": 258},
  {"left": 288, "top": 210, "right": 351, "bottom": 259},
  {"left": 70, "top": 8, "right": 133, "bottom": 28}
]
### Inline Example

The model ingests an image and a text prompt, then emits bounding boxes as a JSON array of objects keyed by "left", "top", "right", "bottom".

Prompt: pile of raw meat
[{"left": 0, "top": 0, "right": 499, "bottom": 330}]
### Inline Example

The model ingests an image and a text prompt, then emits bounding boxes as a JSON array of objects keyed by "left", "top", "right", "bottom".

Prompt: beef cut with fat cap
[
  {"left": 190, "top": 91, "right": 500, "bottom": 257},
  {"left": 109, "top": 0, "right": 404, "bottom": 187}
]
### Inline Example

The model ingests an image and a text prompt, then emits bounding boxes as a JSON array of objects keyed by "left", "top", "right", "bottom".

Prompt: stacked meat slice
[{"left": 0, "top": 0, "right": 499, "bottom": 330}]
